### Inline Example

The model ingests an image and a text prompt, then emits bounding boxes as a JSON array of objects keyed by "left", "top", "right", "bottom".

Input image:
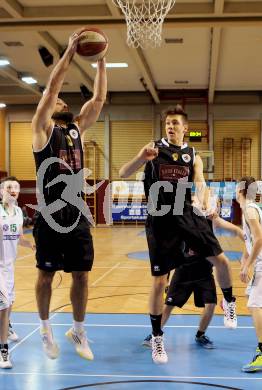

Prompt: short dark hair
[
  {"left": 239, "top": 176, "right": 257, "bottom": 199},
  {"left": 0, "top": 176, "right": 19, "bottom": 185},
  {"left": 162, "top": 104, "right": 188, "bottom": 124}
]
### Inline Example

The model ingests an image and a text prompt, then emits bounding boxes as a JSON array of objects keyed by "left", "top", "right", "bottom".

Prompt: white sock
[
  {"left": 40, "top": 319, "right": 51, "bottom": 331},
  {"left": 73, "top": 320, "right": 84, "bottom": 333}
]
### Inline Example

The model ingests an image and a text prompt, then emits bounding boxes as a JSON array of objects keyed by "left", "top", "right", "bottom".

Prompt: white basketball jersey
[
  {"left": 0, "top": 203, "right": 23, "bottom": 265},
  {"left": 242, "top": 202, "right": 262, "bottom": 272}
]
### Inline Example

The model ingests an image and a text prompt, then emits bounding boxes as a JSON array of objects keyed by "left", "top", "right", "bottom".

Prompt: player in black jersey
[
  {"left": 119, "top": 105, "right": 237, "bottom": 364},
  {"left": 143, "top": 212, "right": 244, "bottom": 351},
  {"left": 32, "top": 29, "right": 107, "bottom": 361}
]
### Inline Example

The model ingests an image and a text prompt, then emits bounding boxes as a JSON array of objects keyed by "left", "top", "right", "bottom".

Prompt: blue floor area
[
  {"left": 213, "top": 228, "right": 237, "bottom": 237},
  {"left": 23, "top": 228, "right": 33, "bottom": 235},
  {"left": 134, "top": 228, "right": 242, "bottom": 261},
  {"left": 224, "top": 251, "right": 242, "bottom": 261},
  {"left": 1, "top": 313, "right": 262, "bottom": 390},
  {"left": 127, "top": 251, "right": 149, "bottom": 260},
  {"left": 127, "top": 250, "right": 242, "bottom": 261},
  {"left": 138, "top": 227, "right": 237, "bottom": 238}
]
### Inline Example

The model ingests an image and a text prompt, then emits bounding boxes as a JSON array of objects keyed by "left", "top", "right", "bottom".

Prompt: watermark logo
[
  {"left": 24, "top": 157, "right": 260, "bottom": 232},
  {"left": 27, "top": 157, "right": 104, "bottom": 233}
]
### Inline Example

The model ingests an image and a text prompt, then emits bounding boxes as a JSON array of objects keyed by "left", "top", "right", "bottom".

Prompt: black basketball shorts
[
  {"left": 33, "top": 211, "right": 94, "bottom": 273},
  {"left": 145, "top": 205, "right": 222, "bottom": 276},
  {"left": 165, "top": 274, "right": 217, "bottom": 308}
]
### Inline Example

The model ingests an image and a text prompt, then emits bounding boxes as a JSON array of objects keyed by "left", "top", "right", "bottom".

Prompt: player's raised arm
[
  {"left": 193, "top": 154, "right": 210, "bottom": 211},
  {"left": 32, "top": 30, "right": 83, "bottom": 150},
  {"left": 77, "top": 58, "right": 107, "bottom": 135},
  {"left": 119, "top": 142, "right": 158, "bottom": 178}
]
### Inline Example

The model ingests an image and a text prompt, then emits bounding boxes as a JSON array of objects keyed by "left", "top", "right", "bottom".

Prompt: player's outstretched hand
[
  {"left": 206, "top": 208, "right": 219, "bottom": 219},
  {"left": 138, "top": 141, "right": 158, "bottom": 162},
  {"left": 67, "top": 28, "right": 86, "bottom": 55}
]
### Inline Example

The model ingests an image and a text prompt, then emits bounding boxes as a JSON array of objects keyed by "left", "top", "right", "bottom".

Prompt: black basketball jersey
[
  {"left": 143, "top": 138, "right": 195, "bottom": 212},
  {"left": 33, "top": 123, "right": 84, "bottom": 205}
]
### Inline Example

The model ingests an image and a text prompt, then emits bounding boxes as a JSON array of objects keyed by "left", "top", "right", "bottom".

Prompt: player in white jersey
[
  {"left": 236, "top": 176, "right": 262, "bottom": 372},
  {"left": 0, "top": 176, "right": 34, "bottom": 369}
]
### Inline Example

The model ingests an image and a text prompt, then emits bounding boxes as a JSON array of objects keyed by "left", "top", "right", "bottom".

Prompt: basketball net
[{"left": 112, "top": 0, "right": 176, "bottom": 49}]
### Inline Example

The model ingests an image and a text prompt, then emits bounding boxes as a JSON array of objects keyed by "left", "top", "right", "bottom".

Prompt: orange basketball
[{"left": 76, "top": 27, "right": 108, "bottom": 62}]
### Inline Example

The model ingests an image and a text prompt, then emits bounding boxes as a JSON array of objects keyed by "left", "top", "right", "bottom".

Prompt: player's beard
[{"left": 52, "top": 111, "right": 74, "bottom": 124}]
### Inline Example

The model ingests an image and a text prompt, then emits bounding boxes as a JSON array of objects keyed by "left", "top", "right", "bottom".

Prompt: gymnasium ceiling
[{"left": 1, "top": 0, "right": 262, "bottom": 105}]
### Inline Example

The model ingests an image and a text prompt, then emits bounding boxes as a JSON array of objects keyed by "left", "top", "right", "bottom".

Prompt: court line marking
[
  {"left": 10, "top": 264, "right": 121, "bottom": 352},
  {"left": 9, "top": 326, "right": 41, "bottom": 353},
  {"left": 14, "top": 266, "right": 151, "bottom": 271},
  {"left": 9, "top": 311, "right": 59, "bottom": 353},
  {"left": 16, "top": 254, "right": 33, "bottom": 261},
  {"left": 14, "top": 265, "right": 242, "bottom": 271},
  {"left": 1, "top": 373, "right": 261, "bottom": 380},
  {"left": 91, "top": 262, "right": 121, "bottom": 287},
  {"left": 10, "top": 323, "right": 254, "bottom": 329},
  {"left": 15, "top": 265, "right": 149, "bottom": 269}
]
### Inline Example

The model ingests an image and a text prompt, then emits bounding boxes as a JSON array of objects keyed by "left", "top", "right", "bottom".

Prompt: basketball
[{"left": 76, "top": 27, "right": 108, "bottom": 62}]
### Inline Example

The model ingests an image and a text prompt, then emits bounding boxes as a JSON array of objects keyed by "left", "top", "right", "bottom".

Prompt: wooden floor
[{"left": 14, "top": 225, "right": 249, "bottom": 315}]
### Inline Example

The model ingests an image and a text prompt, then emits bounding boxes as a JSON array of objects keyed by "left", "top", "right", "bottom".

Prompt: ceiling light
[
  {"left": 0, "top": 59, "right": 10, "bottom": 66},
  {"left": 22, "top": 76, "right": 37, "bottom": 84},
  {"left": 0, "top": 103, "right": 6, "bottom": 108},
  {"left": 91, "top": 63, "right": 128, "bottom": 68}
]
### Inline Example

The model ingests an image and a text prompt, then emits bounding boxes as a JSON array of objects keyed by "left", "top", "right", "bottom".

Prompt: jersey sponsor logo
[
  {"left": 3, "top": 234, "right": 20, "bottom": 240},
  {"left": 172, "top": 153, "right": 179, "bottom": 161},
  {"left": 182, "top": 154, "right": 191, "bottom": 163},
  {"left": 69, "top": 129, "right": 79, "bottom": 140},
  {"left": 59, "top": 150, "right": 81, "bottom": 170},
  {"left": 159, "top": 164, "right": 189, "bottom": 181},
  {"left": 65, "top": 134, "right": 74, "bottom": 147},
  {"left": 3, "top": 224, "right": 9, "bottom": 232}
]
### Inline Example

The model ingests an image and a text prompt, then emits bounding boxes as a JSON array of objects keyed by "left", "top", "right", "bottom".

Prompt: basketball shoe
[
  {"left": 242, "top": 349, "right": 262, "bottom": 372},
  {"left": 8, "top": 323, "right": 19, "bottom": 342},
  {"left": 65, "top": 328, "right": 94, "bottom": 360},
  {"left": 0, "top": 348, "right": 12, "bottom": 369},
  {"left": 142, "top": 334, "right": 152, "bottom": 348},
  {"left": 151, "top": 334, "right": 168, "bottom": 364},
  {"left": 221, "top": 297, "right": 237, "bottom": 329},
  {"left": 40, "top": 327, "right": 59, "bottom": 359}
]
